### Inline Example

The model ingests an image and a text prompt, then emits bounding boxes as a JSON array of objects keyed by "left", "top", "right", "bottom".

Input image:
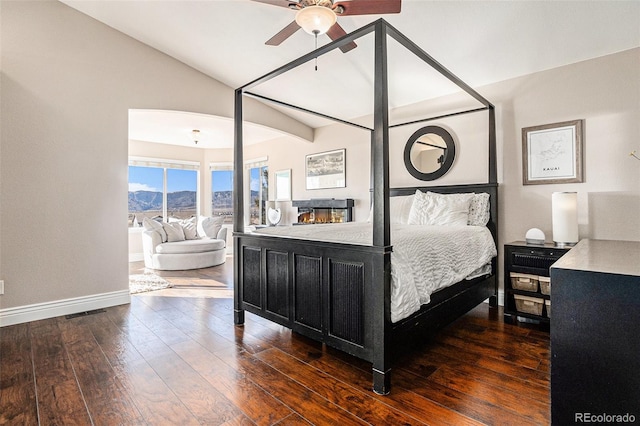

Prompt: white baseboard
[{"left": 0, "top": 290, "right": 131, "bottom": 327}]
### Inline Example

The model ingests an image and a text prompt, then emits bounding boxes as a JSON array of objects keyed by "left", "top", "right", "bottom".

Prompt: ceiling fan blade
[
  {"left": 334, "top": 0, "right": 401, "bottom": 16},
  {"left": 250, "top": 0, "right": 298, "bottom": 9},
  {"left": 265, "top": 20, "right": 301, "bottom": 46},
  {"left": 326, "top": 23, "right": 357, "bottom": 53}
]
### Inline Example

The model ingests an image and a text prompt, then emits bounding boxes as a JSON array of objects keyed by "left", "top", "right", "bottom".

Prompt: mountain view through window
[{"left": 128, "top": 166, "right": 197, "bottom": 227}]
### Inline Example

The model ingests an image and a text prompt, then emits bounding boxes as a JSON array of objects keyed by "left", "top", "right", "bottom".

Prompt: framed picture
[
  {"left": 275, "top": 169, "right": 291, "bottom": 201},
  {"left": 522, "top": 119, "right": 584, "bottom": 185},
  {"left": 306, "top": 149, "right": 346, "bottom": 190}
]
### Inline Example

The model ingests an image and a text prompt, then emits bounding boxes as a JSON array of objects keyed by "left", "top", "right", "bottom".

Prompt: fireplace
[{"left": 292, "top": 199, "right": 354, "bottom": 224}]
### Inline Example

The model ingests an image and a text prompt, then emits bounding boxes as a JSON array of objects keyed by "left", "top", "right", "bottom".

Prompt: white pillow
[
  {"left": 408, "top": 190, "right": 472, "bottom": 226},
  {"left": 468, "top": 193, "right": 490, "bottom": 226},
  {"left": 426, "top": 191, "right": 490, "bottom": 226},
  {"left": 202, "top": 216, "right": 224, "bottom": 239},
  {"left": 367, "top": 195, "right": 414, "bottom": 224},
  {"left": 179, "top": 217, "right": 199, "bottom": 240},
  {"left": 163, "top": 222, "right": 186, "bottom": 242},
  {"left": 142, "top": 217, "right": 167, "bottom": 242}
]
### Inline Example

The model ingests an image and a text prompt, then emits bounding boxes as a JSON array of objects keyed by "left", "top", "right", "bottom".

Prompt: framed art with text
[{"left": 522, "top": 119, "right": 584, "bottom": 185}]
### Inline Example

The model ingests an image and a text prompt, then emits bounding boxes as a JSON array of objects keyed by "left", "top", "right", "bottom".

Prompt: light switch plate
[{"left": 0, "top": 280, "right": 4, "bottom": 295}]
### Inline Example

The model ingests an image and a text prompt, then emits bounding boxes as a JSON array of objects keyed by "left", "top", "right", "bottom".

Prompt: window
[
  {"left": 166, "top": 169, "right": 198, "bottom": 221},
  {"left": 211, "top": 167, "right": 234, "bottom": 224},
  {"left": 128, "top": 158, "right": 199, "bottom": 227},
  {"left": 128, "top": 165, "right": 163, "bottom": 227},
  {"left": 249, "top": 165, "right": 268, "bottom": 225}
]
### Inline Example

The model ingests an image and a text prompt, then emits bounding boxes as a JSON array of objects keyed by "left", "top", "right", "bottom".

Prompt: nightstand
[{"left": 503, "top": 241, "right": 571, "bottom": 324}]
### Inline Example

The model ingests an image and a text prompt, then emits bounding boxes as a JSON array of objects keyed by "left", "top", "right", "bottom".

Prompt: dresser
[{"left": 550, "top": 239, "right": 640, "bottom": 425}]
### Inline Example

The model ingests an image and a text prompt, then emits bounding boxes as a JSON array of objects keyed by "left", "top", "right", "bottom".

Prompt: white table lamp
[{"left": 552, "top": 192, "right": 578, "bottom": 247}]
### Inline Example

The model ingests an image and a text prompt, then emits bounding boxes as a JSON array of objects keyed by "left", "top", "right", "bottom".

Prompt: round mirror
[{"left": 404, "top": 125, "right": 456, "bottom": 181}]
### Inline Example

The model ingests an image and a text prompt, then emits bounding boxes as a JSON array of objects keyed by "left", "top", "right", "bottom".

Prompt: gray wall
[{"left": 0, "top": 0, "right": 311, "bottom": 313}]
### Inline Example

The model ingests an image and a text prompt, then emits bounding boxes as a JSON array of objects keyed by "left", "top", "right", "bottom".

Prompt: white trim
[
  {"left": 0, "top": 290, "right": 131, "bottom": 327},
  {"left": 210, "top": 162, "right": 233, "bottom": 171},
  {"left": 244, "top": 156, "right": 268, "bottom": 169},
  {"left": 129, "top": 156, "right": 200, "bottom": 170},
  {"left": 484, "top": 289, "right": 505, "bottom": 307}
]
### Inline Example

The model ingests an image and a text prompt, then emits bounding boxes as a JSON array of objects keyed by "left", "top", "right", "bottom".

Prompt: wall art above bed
[{"left": 306, "top": 148, "right": 346, "bottom": 190}]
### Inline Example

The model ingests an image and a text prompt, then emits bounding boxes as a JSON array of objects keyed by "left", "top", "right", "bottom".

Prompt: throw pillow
[
  {"left": 468, "top": 192, "right": 491, "bottom": 226},
  {"left": 202, "top": 216, "right": 224, "bottom": 239},
  {"left": 408, "top": 190, "right": 472, "bottom": 226},
  {"left": 142, "top": 217, "right": 167, "bottom": 242},
  {"left": 180, "top": 217, "right": 199, "bottom": 240},
  {"left": 163, "top": 222, "right": 186, "bottom": 242}
]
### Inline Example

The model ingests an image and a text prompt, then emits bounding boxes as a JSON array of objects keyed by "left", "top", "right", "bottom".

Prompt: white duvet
[{"left": 254, "top": 222, "right": 497, "bottom": 323}]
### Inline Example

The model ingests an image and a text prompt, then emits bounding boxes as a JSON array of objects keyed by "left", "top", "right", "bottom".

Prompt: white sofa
[{"left": 142, "top": 217, "right": 227, "bottom": 271}]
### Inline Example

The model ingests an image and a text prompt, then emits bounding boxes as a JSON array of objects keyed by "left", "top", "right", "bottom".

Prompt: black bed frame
[{"left": 233, "top": 19, "right": 498, "bottom": 395}]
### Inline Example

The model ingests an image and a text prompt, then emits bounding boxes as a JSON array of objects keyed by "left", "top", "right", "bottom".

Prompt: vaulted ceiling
[{"left": 62, "top": 0, "right": 640, "bottom": 147}]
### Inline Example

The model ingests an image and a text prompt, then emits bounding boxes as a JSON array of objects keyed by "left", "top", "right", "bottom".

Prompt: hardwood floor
[{"left": 1, "top": 260, "right": 550, "bottom": 425}]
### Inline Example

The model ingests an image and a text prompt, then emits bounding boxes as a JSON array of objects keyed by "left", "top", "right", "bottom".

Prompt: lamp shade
[
  {"left": 295, "top": 6, "right": 337, "bottom": 35},
  {"left": 552, "top": 192, "right": 578, "bottom": 247}
]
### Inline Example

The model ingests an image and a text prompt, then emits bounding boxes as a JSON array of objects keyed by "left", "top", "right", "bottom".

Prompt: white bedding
[{"left": 254, "top": 222, "right": 497, "bottom": 323}]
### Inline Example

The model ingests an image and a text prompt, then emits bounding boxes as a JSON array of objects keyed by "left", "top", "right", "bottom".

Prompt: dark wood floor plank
[
  {"left": 254, "top": 347, "right": 431, "bottom": 425},
  {"left": 445, "top": 319, "right": 550, "bottom": 361},
  {"left": 273, "top": 413, "right": 314, "bottom": 425},
  {"left": 393, "top": 368, "right": 541, "bottom": 426},
  {"left": 57, "top": 316, "right": 145, "bottom": 425},
  {"left": 426, "top": 365, "right": 550, "bottom": 424},
  {"left": 143, "top": 349, "right": 246, "bottom": 424},
  {"left": 171, "top": 339, "right": 293, "bottom": 426},
  {"left": 85, "top": 312, "right": 201, "bottom": 425},
  {"left": 215, "top": 348, "right": 369, "bottom": 426},
  {"left": 406, "top": 343, "right": 550, "bottom": 402},
  {"left": 474, "top": 354, "right": 550, "bottom": 390},
  {"left": 274, "top": 336, "right": 486, "bottom": 426},
  {"left": 0, "top": 323, "right": 39, "bottom": 425},
  {"left": 129, "top": 302, "right": 192, "bottom": 347},
  {"left": 433, "top": 333, "right": 541, "bottom": 369},
  {"left": 29, "top": 319, "right": 92, "bottom": 425},
  {"left": 119, "top": 358, "right": 202, "bottom": 426}
]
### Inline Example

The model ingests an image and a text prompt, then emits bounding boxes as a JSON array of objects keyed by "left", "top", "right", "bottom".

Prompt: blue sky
[
  {"left": 128, "top": 166, "right": 198, "bottom": 193},
  {"left": 128, "top": 166, "right": 234, "bottom": 193}
]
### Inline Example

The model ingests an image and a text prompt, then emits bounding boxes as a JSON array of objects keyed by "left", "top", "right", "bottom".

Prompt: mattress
[{"left": 254, "top": 222, "right": 497, "bottom": 322}]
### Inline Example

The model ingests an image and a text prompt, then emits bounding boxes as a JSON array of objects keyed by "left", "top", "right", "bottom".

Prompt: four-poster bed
[{"left": 233, "top": 19, "right": 498, "bottom": 394}]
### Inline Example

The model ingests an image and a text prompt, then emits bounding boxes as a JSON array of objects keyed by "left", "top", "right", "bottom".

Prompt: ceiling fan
[{"left": 252, "top": 0, "right": 402, "bottom": 53}]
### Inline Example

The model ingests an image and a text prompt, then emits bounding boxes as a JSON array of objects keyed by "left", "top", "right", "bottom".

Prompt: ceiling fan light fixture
[{"left": 295, "top": 5, "right": 337, "bottom": 35}]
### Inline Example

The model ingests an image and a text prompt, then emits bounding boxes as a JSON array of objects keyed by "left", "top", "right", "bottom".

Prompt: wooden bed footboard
[{"left": 234, "top": 233, "right": 390, "bottom": 365}]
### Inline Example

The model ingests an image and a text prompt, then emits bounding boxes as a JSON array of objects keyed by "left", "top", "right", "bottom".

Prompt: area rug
[{"left": 129, "top": 272, "right": 172, "bottom": 294}]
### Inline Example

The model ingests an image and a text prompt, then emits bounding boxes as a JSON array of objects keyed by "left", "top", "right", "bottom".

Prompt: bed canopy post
[
  {"left": 488, "top": 106, "right": 497, "bottom": 184},
  {"left": 233, "top": 88, "right": 245, "bottom": 325},
  {"left": 488, "top": 105, "right": 499, "bottom": 306},
  {"left": 371, "top": 20, "right": 392, "bottom": 396}
]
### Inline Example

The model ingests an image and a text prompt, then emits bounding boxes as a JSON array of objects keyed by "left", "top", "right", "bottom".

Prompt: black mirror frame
[{"left": 403, "top": 125, "right": 456, "bottom": 181}]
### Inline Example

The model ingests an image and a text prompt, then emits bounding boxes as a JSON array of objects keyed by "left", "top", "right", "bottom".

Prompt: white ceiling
[{"left": 63, "top": 0, "right": 640, "bottom": 148}]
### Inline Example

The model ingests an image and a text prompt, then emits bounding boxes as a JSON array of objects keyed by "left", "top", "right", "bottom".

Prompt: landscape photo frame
[
  {"left": 522, "top": 119, "right": 584, "bottom": 185},
  {"left": 305, "top": 149, "right": 346, "bottom": 190}
]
